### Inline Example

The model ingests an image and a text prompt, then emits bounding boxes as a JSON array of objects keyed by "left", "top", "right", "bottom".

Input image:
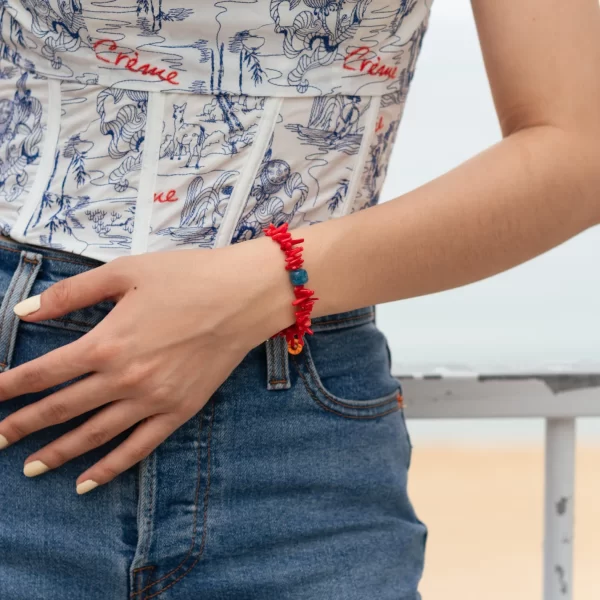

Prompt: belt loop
[
  {"left": 0, "top": 250, "right": 43, "bottom": 373},
  {"left": 265, "top": 336, "right": 291, "bottom": 391}
]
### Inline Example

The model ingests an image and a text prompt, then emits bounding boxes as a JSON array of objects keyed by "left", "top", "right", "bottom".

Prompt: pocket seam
[
  {"left": 301, "top": 337, "right": 401, "bottom": 408},
  {"left": 399, "top": 408, "right": 413, "bottom": 469},
  {"left": 291, "top": 343, "right": 402, "bottom": 420},
  {"left": 306, "top": 353, "right": 401, "bottom": 408},
  {"left": 20, "top": 317, "right": 95, "bottom": 334},
  {"left": 293, "top": 358, "right": 401, "bottom": 420}
]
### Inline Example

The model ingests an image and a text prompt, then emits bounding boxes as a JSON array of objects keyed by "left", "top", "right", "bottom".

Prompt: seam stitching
[
  {"left": 311, "top": 311, "right": 374, "bottom": 330},
  {"left": 131, "top": 91, "right": 165, "bottom": 255},
  {"left": 339, "top": 96, "right": 381, "bottom": 218},
  {"left": 293, "top": 358, "right": 400, "bottom": 420},
  {"left": 10, "top": 78, "right": 62, "bottom": 240},
  {"left": 0, "top": 244, "right": 104, "bottom": 267},
  {"left": 131, "top": 398, "right": 214, "bottom": 597},
  {"left": 37, "top": 316, "right": 105, "bottom": 329},
  {"left": 0, "top": 258, "right": 26, "bottom": 362},
  {"left": 3, "top": 261, "right": 38, "bottom": 367},
  {"left": 291, "top": 350, "right": 400, "bottom": 411},
  {"left": 266, "top": 337, "right": 275, "bottom": 388},
  {"left": 142, "top": 399, "right": 215, "bottom": 599},
  {"left": 212, "top": 96, "right": 283, "bottom": 249},
  {"left": 278, "top": 336, "right": 288, "bottom": 386}
]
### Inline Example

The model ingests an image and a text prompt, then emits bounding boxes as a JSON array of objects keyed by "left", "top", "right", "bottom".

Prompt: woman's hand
[{"left": 0, "top": 237, "right": 292, "bottom": 494}]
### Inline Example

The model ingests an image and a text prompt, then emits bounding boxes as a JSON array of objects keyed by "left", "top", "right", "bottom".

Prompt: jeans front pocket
[{"left": 291, "top": 308, "right": 403, "bottom": 419}]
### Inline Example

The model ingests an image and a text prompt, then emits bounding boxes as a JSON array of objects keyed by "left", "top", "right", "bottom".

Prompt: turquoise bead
[{"left": 289, "top": 269, "right": 308, "bottom": 285}]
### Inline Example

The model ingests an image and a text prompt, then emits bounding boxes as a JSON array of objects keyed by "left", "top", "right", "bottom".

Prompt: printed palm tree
[
  {"left": 0, "top": 3, "right": 27, "bottom": 65},
  {"left": 328, "top": 178, "right": 349, "bottom": 213},
  {"left": 136, "top": 0, "right": 163, "bottom": 32},
  {"left": 388, "top": 0, "right": 421, "bottom": 34},
  {"left": 0, "top": 4, "right": 26, "bottom": 48},
  {"left": 229, "top": 31, "right": 266, "bottom": 93},
  {"left": 61, "top": 134, "right": 89, "bottom": 196},
  {"left": 136, "top": 1, "right": 192, "bottom": 33},
  {"left": 42, "top": 135, "right": 91, "bottom": 243}
]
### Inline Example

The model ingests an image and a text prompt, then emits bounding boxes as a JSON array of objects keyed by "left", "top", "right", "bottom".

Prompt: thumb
[{"left": 13, "top": 260, "right": 127, "bottom": 321}]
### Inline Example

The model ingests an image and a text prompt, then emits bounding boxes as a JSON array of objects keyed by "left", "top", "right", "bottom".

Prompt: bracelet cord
[{"left": 264, "top": 223, "right": 318, "bottom": 355}]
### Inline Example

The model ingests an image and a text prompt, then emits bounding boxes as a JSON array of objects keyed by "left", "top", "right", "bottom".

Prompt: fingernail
[
  {"left": 14, "top": 294, "right": 41, "bottom": 317},
  {"left": 0, "top": 434, "right": 9, "bottom": 450},
  {"left": 76, "top": 480, "right": 99, "bottom": 495},
  {"left": 23, "top": 460, "right": 50, "bottom": 477}
]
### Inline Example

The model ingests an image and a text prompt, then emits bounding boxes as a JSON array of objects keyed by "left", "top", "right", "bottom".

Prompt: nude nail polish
[
  {"left": 23, "top": 460, "right": 50, "bottom": 477},
  {"left": 0, "top": 434, "right": 9, "bottom": 450},
  {"left": 13, "top": 294, "right": 41, "bottom": 317},
  {"left": 76, "top": 480, "right": 99, "bottom": 495}
]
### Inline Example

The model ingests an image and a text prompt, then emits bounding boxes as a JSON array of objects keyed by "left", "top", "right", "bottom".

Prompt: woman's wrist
[{"left": 225, "top": 234, "right": 297, "bottom": 345}]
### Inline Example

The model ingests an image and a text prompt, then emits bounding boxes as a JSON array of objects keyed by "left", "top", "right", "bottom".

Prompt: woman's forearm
[{"left": 280, "top": 124, "right": 600, "bottom": 319}]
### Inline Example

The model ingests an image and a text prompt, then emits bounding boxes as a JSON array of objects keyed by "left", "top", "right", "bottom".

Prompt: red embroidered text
[
  {"left": 343, "top": 47, "right": 398, "bottom": 81},
  {"left": 94, "top": 40, "right": 180, "bottom": 85},
  {"left": 154, "top": 190, "right": 179, "bottom": 203}
]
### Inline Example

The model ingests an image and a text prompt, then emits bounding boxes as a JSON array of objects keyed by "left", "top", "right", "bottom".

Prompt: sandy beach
[{"left": 409, "top": 446, "right": 600, "bottom": 599}]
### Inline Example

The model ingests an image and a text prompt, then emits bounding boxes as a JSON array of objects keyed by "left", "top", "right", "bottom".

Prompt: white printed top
[{"left": 0, "top": 0, "right": 432, "bottom": 262}]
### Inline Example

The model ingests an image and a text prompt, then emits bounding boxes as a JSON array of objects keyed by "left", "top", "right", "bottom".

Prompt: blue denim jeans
[{"left": 0, "top": 237, "right": 427, "bottom": 600}]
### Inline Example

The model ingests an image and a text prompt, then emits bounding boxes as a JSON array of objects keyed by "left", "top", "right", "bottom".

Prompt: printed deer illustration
[{"left": 161, "top": 103, "right": 206, "bottom": 169}]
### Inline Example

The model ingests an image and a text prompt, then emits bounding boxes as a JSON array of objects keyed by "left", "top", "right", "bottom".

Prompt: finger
[
  {"left": 75, "top": 412, "right": 181, "bottom": 494},
  {"left": 0, "top": 373, "right": 118, "bottom": 448},
  {"left": 0, "top": 335, "right": 94, "bottom": 402},
  {"left": 22, "top": 398, "right": 149, "bottom": 479},
  {"left": 13, "top": 259, "right": 127, "bottom": 321}
]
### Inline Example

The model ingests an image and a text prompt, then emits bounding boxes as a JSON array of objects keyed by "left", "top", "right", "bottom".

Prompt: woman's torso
[{"left": 0, "top": 0, "right": 432, "bottom": 262}]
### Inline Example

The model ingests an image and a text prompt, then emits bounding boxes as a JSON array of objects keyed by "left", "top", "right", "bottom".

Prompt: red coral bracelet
[{"left": 264, "top": 222, "right": 318, "bottom": 355}]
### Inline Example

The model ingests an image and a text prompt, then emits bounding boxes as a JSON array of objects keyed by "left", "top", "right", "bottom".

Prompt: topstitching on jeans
[{"left": 130, "top": 398, "right": 215, "bottom": 599}]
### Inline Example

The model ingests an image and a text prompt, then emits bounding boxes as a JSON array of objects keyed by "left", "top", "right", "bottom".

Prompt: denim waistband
[
  {"left": 0, "top": 236, "right": 105, "bottom": 280},
  {"left": 311, "top": 306, "right": 375, "bottom": 332}
]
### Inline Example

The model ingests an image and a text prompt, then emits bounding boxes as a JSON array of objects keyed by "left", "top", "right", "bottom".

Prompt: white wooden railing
[{"left": 400, "top": 373, "right": 600, "bottom": 600}]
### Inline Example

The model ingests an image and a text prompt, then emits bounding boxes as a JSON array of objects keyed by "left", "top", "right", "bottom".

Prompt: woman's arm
[
  {"left": 282, "top": 0, "right": 600, "bottom": 319},
  {"left": 1, "top": 0, "right": 598, "bottom": 492}
]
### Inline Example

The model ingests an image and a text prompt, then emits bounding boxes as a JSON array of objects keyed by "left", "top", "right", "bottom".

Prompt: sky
[{"left": 377, "top": 0, "right": 600, "bottom": 375}]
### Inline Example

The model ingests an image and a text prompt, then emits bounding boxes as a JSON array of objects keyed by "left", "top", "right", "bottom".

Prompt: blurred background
[{"left": 378, "top": 2, "right": 600, "bottom": 598}]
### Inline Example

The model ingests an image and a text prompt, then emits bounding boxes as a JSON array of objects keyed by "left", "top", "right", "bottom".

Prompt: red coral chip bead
[{"left": 264, "top": 222, "right": 317, "bottom": 355}]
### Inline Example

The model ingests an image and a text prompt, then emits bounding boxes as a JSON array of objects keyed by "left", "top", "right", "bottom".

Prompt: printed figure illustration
[
  {"left": 270, "top": 0, "right": 372, "bottom": 92},
  {"left": 24, "top": 85, "right": 147, "bottom": 250},
  {"left": 153, "top": 93, "right": 269, "bottom": 247},
  {"left": 286, "top": 96, "right": 365, "bottom": 155},
  {"left": 1, "top": 1, "right": 430, "bottom": 95},
  {"left": 0, "top": 72, "right": 43, "bottom": 205},
  {"left": 155, "top": 172, "right": 236, "bottom": 247},
  {"left": 97, "top": 88, "right": 147, "bottom": 192},
  {"left": 20, "top": 0, "right": 91, "bottom": 69},
  {"left": 355, "top": 117, "right": 399, "bottom": 212},
  {"left": 233, "top": 147, "right": 309, "bottom": 242},
  {"left": 0, "top": 0, "right": 432, "bottom": 259},
  {"left": 159, "top": 95, "right": 262, "bottom": 169},
  {"left": 161, "top": 103, "right": 207, "bottom": 168}
]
